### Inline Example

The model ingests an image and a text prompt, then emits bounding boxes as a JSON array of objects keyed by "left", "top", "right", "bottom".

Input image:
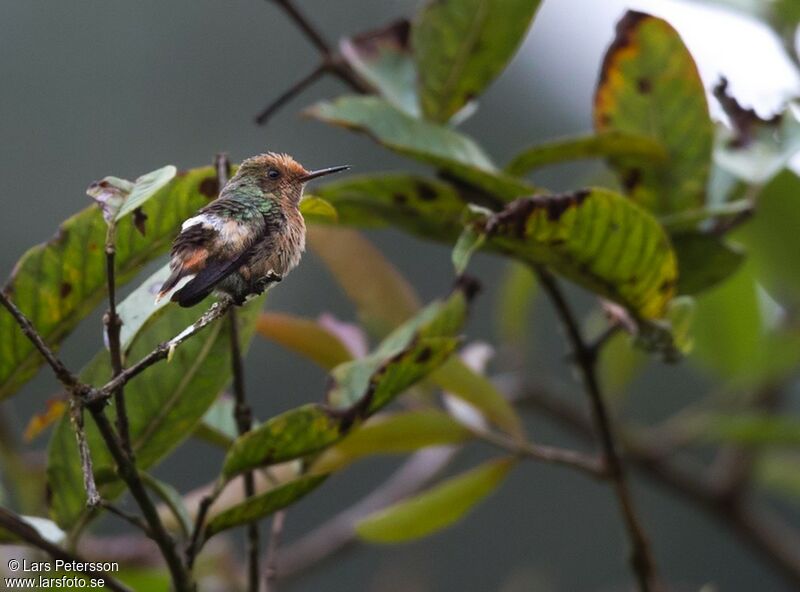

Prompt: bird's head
[{"left": 236, "top": 152, "right": 349, "bottom": 205}]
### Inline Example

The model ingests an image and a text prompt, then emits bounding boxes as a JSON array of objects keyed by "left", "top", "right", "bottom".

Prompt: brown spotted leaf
[
  {"left": 594, "top": 11, "right": 713, "bottom": 215},
  {"left": 483, "top": 189, "right": 678, "bottom": 320}
]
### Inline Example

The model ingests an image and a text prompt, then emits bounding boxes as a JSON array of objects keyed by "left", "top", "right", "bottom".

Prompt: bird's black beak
[{"left": 300, "top": 165, "right": 350, "bottom": 182}]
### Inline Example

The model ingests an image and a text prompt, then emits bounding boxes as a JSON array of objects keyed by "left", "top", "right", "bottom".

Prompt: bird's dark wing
[{"left": 156, "top": 200, "right": 267, "bottom": 306}]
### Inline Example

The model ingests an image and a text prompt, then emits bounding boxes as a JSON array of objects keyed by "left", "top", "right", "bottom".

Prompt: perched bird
[{"left": 156, "top": 152, "right": 348, "bottom": 307}]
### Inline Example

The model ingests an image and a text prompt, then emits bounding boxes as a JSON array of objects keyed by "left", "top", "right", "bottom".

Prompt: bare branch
[
  {"left": 69, "top": 399, "right": 101, "bottom": 507},
  {"left": 255, "top": 63, "right": 326, "bottom": 125},
  {"left": 535, "top": 266, "right": 659, "bottom": 592},
  {"left": 0, "top": 291, "right": 83, "bottom": 393},
  {"left": 0, "top": 508, "right": 133, "bottom": 592},
  {"left": 101, "top": 501, "right": 152, "bottom": 537}
]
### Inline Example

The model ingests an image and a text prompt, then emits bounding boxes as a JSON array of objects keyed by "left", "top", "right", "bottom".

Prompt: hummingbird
[{"left": 156, "top": 152, "right": 348, "bottom": 308}]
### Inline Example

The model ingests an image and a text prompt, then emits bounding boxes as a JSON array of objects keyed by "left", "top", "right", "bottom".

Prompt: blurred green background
[{"left": 1, "top": 1, "right": 797, "bottom": 590}]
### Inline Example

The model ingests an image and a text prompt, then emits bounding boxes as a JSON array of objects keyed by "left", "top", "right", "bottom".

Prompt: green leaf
[
  {"left": 594, "top": 11, "right": 713, "bottom": 215},
  {"left": 222, "top": 404, "right": 343, "bottom": 480},
  {"left": 598, "top": 330, "right": 648, "bottom": 399},
  {"left": 193, "top": 396, "right": 239, "bottom": 449},
  {"left": 356, "top": 458, "right": 514, "bottom": 543},
  {"left": 306, "top": 96, "right": 533, "bottom": 200},
  {"left": 315, "top": 175, "right": 468, "bottom": 242},
  {"left": 308, "top": 226, "right": 421, "bottom": 336},
  {"left": 672, "top": 232, "right": 745, "bottom": 295},
  {"left": 0, "top": 166, "right": 217, "bottom": 400},
  {"left": 329, "top": 337, "right": 460, "bottom": 412},
  {"left": 311, "top": 410, "right": 471, "bottom": 474},
  {"left": 340, "top": 19, "right": 419, "bottom": 116},
  {"left": 412, "top": 0, "right": 542, "bottom": 122},
  {"left": 116, "top": 264, "right": 173, "bottom": 351},
  {"left": 691, "top": 263, "right": 800, "bottom": 386},
  {"left": 756, "top": 453, "right": 800, "bottom": 502},
  {"left": 431, "top": 357, "right": 523, "bottom": 439},
  {"left": 736, "top": 170, "right": 800, "bottom": 307},
  {"left": 452, "top": 221, "right": 487, "bottom": 275},
  {"left": 140, "top": 472, "right": 192, "bottom": 538},
  {"left": 700, "top": 414, "right": 800, "bottom": 445},
  {"left": 483, "top": 189, "right": 678, "bottom": 320},
  {"left": 115, "top": 165, "right": 178, "bottom": 221},
  {"left": 299, "top": 196, "right": 338, "bottom": 224},
  {"left": 256, "top": 311, "right": 353, "bottom": 370},
  {"left": 47, "top": 295, "right": 264, "bottom": 528},
  {"left": 494, "top": 261, "right": 537, "bottom": 347},
  {"left": 204, "top": 475, "right": 326, "bottom": 541},
  {"left": 505, "top": 131, "right": 667, "bottom": 176}
]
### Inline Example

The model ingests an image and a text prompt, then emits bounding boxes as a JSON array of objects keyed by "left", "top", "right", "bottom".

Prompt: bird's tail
[{"left": 154, "top": 268, "right": 186, "bottom": 304}]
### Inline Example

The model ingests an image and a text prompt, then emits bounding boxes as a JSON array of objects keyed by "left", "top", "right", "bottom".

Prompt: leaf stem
[{"left": 534, "top": 266, "right": 659, "bottom": 592}]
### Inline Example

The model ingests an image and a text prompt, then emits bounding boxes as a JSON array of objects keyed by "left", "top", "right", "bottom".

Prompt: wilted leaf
[
  {"left": 257, "top": 312, "right": 353, "bottom": 369},
  {"left": 0, "top": 166, "right": 217, "bottom": 400},
  {"left": 356, "top": 458, "right": 513, "bottom": 543},
  {"left": 204, "top": 475, "right": 326, "bottom": 541},
  {"left": 299, "top": 196, "right": 338, "bottom": 224},
  {"left": 412, "top": 0, "right": 542, "bottom": 122},
  {"left": 308, "top": 226, "right": 420, "bottom": 336},
  {"left": 505, "top": 131, "right": 667, "bottom": 176},
  {"left": 222, "top": 404, "right": 342, "bottom": 480},
  {"left": 86, "top": 176, "right": 133, "bottom": 223},
  {"left": 311, "top": 410, "right": 471, "bottom": 474},
  {"left": 340, "top": 19, "right": 419, "bottom": 116},
  {"left": 714, "top": 99, "right": 800, "bottom": 185},
  {"left": 307, "top": 96, "right": 533, "bottom": 200},
  {"left": 595, "top": 11, "right": 713, "bottom": 214},
  {"left": 672, "top": 232, "right": 745, "bottom": 295},
  {"left": 48, "top": 295, "right": 264, "bottom": 528},
  {"left": 115, "top": 165, "right": 178, "bottom": 221},
  {"left": 483, "top": 189, "right": 678, "bottom": 320}
]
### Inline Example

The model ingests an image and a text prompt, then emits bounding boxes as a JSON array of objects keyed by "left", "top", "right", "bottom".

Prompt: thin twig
[
  {"left": 263, "top": 511, "right": 286, "bottom": 592},
  {"left": 104, "top": 225, "right": 133, "bottom": 459},
  {"left": 518, "top": 384, "right": 800, "bottom": 589},
  {"left": 0, "top": 291, "right": 83, "bottom": 393},
  {"left": 476, "top": 428, "right": 606, "bottom": 478},
  {"left": 255, "top": 63, "right": 326, "bottom": 125},
  {"left": 89, "top": 409, "right": 195, "bottom": 591},
  {"left": 0, "top": 508, "right": 133, "bottom": 592},
  {"left": 101, "top": 501, "right": 152, "bottom": 537},
  {"left": 88, "top": 299, "right": 233, "bottom": 405},
  {"left": 69, "top": 399, "right": 101, "bottom": 507},
  {"left": 272, "top": 0, "right": 332, "bottom": 55},
  {"left": 535, "top": 267, "right": 659, "bottom": 592},
  {"left": 186, "top": 483, "right": 225, "bottom": 567}
]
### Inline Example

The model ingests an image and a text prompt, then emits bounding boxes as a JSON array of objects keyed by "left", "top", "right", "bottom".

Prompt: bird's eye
[{"left": 267, "top": 168, "right": 281, "bottom": 180}]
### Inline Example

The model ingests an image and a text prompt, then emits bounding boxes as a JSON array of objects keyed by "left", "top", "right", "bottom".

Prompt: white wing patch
[{"left": 181, "top": 213, "right": 225, "bottom": 232}]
